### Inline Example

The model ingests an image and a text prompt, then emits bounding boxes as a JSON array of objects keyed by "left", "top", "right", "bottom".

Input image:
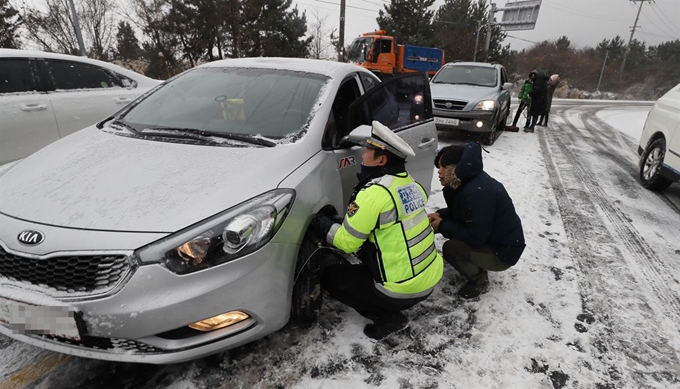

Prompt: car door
[
  {"left": 348, "top": 72, "right": 438, "bottom": 195},
  {"left": 41, "top": 59, "right": 139, "bottom": 137},
  {"left": 0, "top": 58, "right": 59, "bottom": 165},
  {"left": 321, "top": 74, "right": 366, "bottom": 205},
  {"left": 663, "top": 85, "right": 680, "bottom": 171},
  {"left": 499, "top": 67, "right": 511, "bottom": 118}
]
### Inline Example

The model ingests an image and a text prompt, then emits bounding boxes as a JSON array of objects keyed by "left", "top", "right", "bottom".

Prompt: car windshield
[
  {"left": 347, "top": 37, "right": 374, "bottom": 63},
  {"left": 432, "top": 66, "right": 497, "bottom": 87},
  {"left": 119, "top": 67, "right": 328, "bottom": 141}
]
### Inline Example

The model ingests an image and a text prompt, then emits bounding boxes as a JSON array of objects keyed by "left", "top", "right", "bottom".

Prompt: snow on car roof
[
  {"left": 0, "top": 48, "right": 156, "bottom": 83},
  {"left": 199, "top": 57, "right": 363, "bottom": 79}
]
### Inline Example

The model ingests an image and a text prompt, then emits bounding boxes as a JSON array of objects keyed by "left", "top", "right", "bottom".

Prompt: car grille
[
  {"left": 433, "top": 99, "right": 467, "bottom": 111},
  {"left": 36, "top": 334, "right": 163, "bottom": 354},
  {"left": 0, "top": 246, "right": 130, "bottom": 294}
]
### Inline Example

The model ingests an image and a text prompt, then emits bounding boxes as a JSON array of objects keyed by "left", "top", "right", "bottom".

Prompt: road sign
[{"left": 498, "top": 0, "right": 542, "bottom": 31}]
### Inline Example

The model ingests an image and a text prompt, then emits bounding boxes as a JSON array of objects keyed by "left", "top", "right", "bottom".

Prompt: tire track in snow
[
  {"left": 539, "top": 114, "right": 680, "bottom": 387},
  {"left": 582, "top": 108, "right": 680, "bottom": 217}
]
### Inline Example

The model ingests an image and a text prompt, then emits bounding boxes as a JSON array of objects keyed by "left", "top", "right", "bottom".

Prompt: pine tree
[
  {"left": 115, "top": 21, "right": 142, "bottom": 60},
  {"left": 243, "top": 0, "right": 311, "bottom": 58},
  {"left": 0, "top": 0, "right": 21, "bottom": 48},
  {"left": 376, "top": 0, "right": 435, "bottom": 47}
]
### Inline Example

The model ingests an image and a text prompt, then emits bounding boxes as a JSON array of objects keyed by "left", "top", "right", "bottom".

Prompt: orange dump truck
[{"left": 346, "top": 30, "right": 445, "bottom": 79}]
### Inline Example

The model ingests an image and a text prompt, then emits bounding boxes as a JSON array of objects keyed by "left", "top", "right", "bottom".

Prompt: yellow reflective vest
[{"left": 328, "top": 172, "right": 443, "bottom": 298}]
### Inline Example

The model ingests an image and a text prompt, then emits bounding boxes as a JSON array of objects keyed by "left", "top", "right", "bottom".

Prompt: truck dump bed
[{"left": 397, "top": 45, "right": 444, "bottom": 74}]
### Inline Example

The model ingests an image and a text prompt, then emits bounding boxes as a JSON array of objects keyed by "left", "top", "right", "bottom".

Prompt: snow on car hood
[
  {"left": 0, "top": 127, "right": 309, "bottom": 232},
  {"left": 430, "top": 83, "right": 501, "bottom": 105}
]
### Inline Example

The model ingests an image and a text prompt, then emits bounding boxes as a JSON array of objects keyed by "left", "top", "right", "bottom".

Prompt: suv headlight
[
  {"left": 473, "top": 100, "right": 495, "bottom": 110},
  {"left": 136, "top": 189, "right": 295, "bottom": 274}
]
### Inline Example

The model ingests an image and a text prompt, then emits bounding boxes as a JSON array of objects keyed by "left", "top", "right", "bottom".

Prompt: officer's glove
[{"left": 309, "top": 214, "right": 335, "bottom": 242}]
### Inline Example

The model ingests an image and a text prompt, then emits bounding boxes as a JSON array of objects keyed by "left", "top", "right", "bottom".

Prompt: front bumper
[
  {"left": 433, "top": 109, "right": 495, "bottom": 133},
  {"left": 0, "top": 214, "right": 298, "bottom": 364}
]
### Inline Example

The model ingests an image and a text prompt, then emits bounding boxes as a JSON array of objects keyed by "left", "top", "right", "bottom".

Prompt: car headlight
[
  {"left": 136, "top": 189, "right": 295, "bottom": 274},
  {"left": 473, "top": 100, "right": 495, "bottom": 110}
]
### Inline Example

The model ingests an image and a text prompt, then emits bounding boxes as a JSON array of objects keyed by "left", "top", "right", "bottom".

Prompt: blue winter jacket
[{"left": 437, "top": 142, "right": 526, "bottom": 266}]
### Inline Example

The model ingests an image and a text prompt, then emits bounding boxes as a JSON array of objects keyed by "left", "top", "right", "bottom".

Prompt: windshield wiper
[
  {"left": 139, "top": 127, "right": 276, "bottom": 147},
  {"left": 109, "top": 119, "right": 139, "bottom": 134}
]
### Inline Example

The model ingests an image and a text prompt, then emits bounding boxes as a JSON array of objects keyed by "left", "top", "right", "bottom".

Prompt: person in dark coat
[
  {"left": 526, "top": 72, "right": 549, "bottom": 133},
  {"left": 538, "top": 74, "right": 559, "bottom": 126},
  {"left": 428, "top": 142, "right": 526, "bottom": 298}
]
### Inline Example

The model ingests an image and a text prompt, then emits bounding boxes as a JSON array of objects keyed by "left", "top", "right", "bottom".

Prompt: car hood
[
  {"left": 0, "top": 127, "right": 309, "bottom": 232},
  {"left": 430, "top": 83, "right": 500, "bottom": 106}
]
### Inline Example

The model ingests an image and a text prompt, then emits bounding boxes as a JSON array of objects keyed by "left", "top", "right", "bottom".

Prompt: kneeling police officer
[{"left": 310, "top": 121, "right": 443, "bottom": 340}]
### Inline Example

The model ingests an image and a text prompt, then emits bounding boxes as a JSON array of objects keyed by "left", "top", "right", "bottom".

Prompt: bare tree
[
  {"left": 21, "top": 0, "right": 80, "bottom": 54},
  {"left": 307, "top": 8, "right": 336, "bottom": 60},
  {"left": 80, "top": 0, "right": 115, "bottom": 59}
]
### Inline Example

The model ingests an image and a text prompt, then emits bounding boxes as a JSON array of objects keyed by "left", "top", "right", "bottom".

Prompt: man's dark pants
[
  {"left": 442, "top": 239, "right": 510, "bottom": 286},
  {"left": 512, "top": 101, "right": 530, "bottom": 128}
]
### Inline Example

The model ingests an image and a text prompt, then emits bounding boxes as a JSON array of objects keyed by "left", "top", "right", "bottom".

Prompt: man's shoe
[
  {"left": 457, "top": 280, "right": 489, "bottom": 299},
  {"left": 363, "top": 311, "right": 409, "bottom": 340},
  {"left": 523, "top": 127, "right": 530, "bottom": 132},
  {"left": 527, "top": 127, "right": 535, "bottom": 133}
]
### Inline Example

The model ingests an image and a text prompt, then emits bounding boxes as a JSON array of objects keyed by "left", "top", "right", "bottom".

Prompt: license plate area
[
  {"left": 435, "top": 117, "right": 460, "bottom": 126},
  {"left": 0, "top": 296, "right": 81, "bottom": 340}
]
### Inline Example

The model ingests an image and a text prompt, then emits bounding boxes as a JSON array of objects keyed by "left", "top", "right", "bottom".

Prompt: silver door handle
[
  {"left": 20, "top": 103, "right": 47, "bottom": 112},
  {"left": 114, "top": 97, "right": 133, "bottom": 104},
  {"left": 418, "top": 138, "right": 436, "bottom": 149}
]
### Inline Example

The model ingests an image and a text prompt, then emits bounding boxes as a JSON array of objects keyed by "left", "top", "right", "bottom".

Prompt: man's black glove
[{"left": 309, "top": 214, "right": 335, "bottom": 241}]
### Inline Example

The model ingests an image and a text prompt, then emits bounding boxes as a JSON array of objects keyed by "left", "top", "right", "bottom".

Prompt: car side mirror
[
  {"left": 502, "top": 82, "right": 513, "bottom": 91},
  {"left": 339, "top": 124, "right": 371, "bottom": 148}
]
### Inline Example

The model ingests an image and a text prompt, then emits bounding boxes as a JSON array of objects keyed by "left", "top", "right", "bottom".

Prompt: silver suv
[{"left": 430, "top": 62, "right": 512, "bottom": 145}]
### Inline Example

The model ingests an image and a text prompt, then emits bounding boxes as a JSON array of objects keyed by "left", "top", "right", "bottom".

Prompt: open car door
[{"left": 348, "top": 72, "right": 438, "bottom": 194}]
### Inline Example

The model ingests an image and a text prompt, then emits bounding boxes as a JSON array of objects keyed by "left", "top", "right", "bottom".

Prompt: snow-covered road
[{"left": 1, "top": 102, "right": 679, "bottom": 389}]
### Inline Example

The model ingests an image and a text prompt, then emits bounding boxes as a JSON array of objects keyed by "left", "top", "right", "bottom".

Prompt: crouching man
[{"left": 310, "top": 121, "right": 443, "bottom": 340}]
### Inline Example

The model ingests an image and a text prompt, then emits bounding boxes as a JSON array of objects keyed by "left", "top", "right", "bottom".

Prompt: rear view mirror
[
  {"left": 502, "top": 82, "right": 513, "bottom": 91},
  {"left": 340, "top": 124, "right": 371, "bottom": 147}
]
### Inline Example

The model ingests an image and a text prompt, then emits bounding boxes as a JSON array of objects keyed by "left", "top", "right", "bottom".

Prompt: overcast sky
[{"left": 296, "top": 0, "right": 680, "bottom": 51}]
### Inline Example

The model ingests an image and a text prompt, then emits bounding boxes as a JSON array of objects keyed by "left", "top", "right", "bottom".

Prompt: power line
[
  {"left": 651, "top": 3, "right": 680, "bottom": 34},
  {"left": 647, "top": 4, "right": 680, "bottom": 35},
  {"left": 541, "top": 2, "right": 629, "bottom": 23},
  {"left": 641, "top": 10, "right": 680, "bottom": 40},
  {"left": 506, "top": 34, "right": 537, "bottom": 44},
  {"left": 315, "top": 0, "right": 378, "bottom": 13},
  {"left": 296, "top": 1, "right": 375, "bottom": 19}
]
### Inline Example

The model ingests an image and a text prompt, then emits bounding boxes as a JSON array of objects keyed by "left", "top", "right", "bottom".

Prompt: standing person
[
  {"left": 512, "top": 71, "right": 535, "bottom": 129},
  {"left": 310, "top": 121, "right": 444, "bottom": 340},
  {"left": 538, "top": 74, "right": 560, "bottom": 126},
  {"left": 428, "top": 143, "right": 525, "bottom": 298},
  {"left": 525, "top": 72, "right": 548, "bottom": 133}
]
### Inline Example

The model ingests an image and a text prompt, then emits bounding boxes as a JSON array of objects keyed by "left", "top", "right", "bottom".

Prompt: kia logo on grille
[
  {"left": 17, "top": 230, "right": 45, "bottom": 245},
  {"left": 445, "top": 102, "right": 453, "bottom": 108}
]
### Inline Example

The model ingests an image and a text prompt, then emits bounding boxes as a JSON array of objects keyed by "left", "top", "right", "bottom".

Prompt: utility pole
[
  {"left": 597, "top": 50, "right": 609, "bottom": 92},
  {"left": 473, "top": 24, "right": 485, "bottom": 62},
  {"left": 484, "top": 3, "right": 496, "bottom": 60},
  {"left": 620, "top": 0, "right": 651, "bottom": 76},
  {"left": 337, "top": 0, "right": 346, "bottom": 62},
  {"left": 67, "top": 0, "right": 86, "bottom": 56}
]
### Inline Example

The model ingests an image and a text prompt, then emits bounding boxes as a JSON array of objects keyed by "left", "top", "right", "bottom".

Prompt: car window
[
  {"left": 323, "top": 77, "right": 361, "bottom": 149},
  {"left": 0, "top": 59, "right": 37, "bottom": 94},
  {"left": 121, "top": 67, "right": 329, "bottom": 139},
  {"left": 350, "top": 73, "right": 432, "bottom": 132},
  {"left": 432, "top": 66, "right": 497, "bottom": 87},
  {"left": 359, "top": 73, "right": 378, "bottom": 92},
  {"left": 45, "top": 60, "right": 123, "bottom": 90},
  {"left": 500, "top": 68, "right": 508, "bottom": 85},
  {"left": 347, "top": 37, "right": 373, "bottom": 63}
]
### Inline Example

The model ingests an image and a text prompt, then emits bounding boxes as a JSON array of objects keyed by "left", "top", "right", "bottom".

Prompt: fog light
[
  {"left": 188, "top": 311, "right": 250, "bottom": 331},
  {"left": 476, "top": 121, "right": 484, "bottom": 128}
]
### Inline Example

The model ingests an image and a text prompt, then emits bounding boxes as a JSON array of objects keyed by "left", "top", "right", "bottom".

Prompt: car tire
[
  {"left": 639, "top": 137, "right": 672, "bottom": 191},
  {"left": 482, "top": 111, "right": 504, "bottom": 146},
  {"left": 290, "top": 236, "right": 323, "bottom": 324}
]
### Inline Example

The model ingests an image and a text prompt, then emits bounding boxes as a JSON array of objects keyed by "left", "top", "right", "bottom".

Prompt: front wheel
[
  {"left": 290, "top": 237, "right": 323, "bottom": 324},
  {"left": 639, "top": 137, "right": 672, "bottom": 191}
]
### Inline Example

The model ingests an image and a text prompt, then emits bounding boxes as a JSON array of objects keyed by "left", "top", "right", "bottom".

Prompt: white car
[
  {"left": 0, "top": 58, "right": 438, "bottom": 363},
  {"left": 638, "top": 82, "right": 680, "bottom": 191},
  {"left": 0, "top": 49, "right": 160, "bottom": 165}
]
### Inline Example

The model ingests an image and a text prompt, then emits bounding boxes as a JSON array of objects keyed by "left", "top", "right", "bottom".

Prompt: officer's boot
[{"left": 364, "top": 311, "right": 409, "bottom": 340}]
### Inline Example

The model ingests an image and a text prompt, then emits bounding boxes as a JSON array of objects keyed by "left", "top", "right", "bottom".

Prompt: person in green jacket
[
  {"left": 511, "top": 70, "right": 535, "bottom": 129},
  {"left": 310, "top": 121, "right": 444, "bottom": 340}
]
